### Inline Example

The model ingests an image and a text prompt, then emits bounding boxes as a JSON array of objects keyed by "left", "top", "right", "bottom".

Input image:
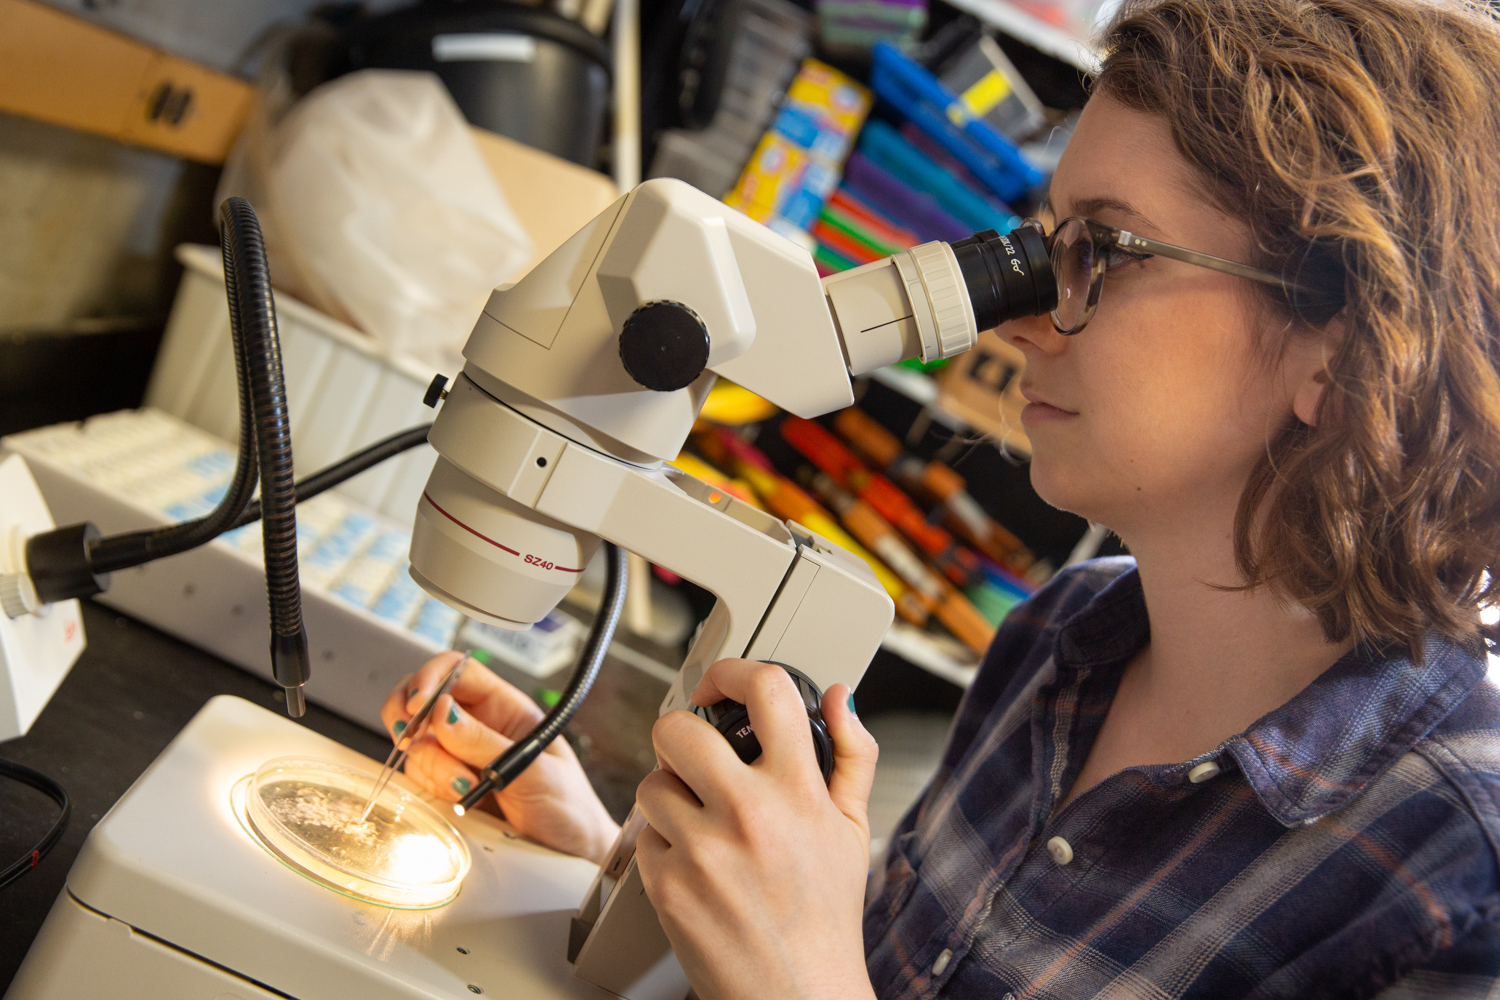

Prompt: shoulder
[
  {"left": 1321, "top": 678, "right": 1500, "bottom": 995},
  {"left": 938, "top": 557, "right": 1140, "bottom": 773},
  {"left": 1411, "top": 676, "right": 1500, "bottom": 872}
]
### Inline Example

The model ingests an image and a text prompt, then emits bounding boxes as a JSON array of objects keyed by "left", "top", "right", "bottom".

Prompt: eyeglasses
[{"left": 1036, "top": 217, "right": 1326, "bottom": 335}]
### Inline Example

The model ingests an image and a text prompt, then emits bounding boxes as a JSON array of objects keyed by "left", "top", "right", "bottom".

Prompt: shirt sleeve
[{"left": 1369, "top": 918, "right": 1500, "bottom": 999}]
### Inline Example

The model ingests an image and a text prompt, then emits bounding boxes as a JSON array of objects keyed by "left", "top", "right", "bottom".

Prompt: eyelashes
[{"left": 1103, "top": 247, "right": 1153, "bottom": 271}]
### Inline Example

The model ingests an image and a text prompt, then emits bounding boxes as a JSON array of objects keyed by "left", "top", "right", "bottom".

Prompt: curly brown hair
[{"left": 1094, "top": 0, "right": 1500, "bottom": 659}]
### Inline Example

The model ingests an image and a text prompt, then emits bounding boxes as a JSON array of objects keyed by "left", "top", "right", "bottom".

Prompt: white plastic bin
[{"left": 147, "top": 244, "right": 442, "bottom": 525}]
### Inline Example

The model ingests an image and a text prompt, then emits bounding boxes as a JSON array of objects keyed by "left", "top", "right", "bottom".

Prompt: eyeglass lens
[{"left": 1050, "top": 218, "right": 1098, "bottom": 334}]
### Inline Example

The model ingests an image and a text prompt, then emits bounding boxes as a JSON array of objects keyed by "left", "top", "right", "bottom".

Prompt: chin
[{"left": 1028, "top": 453, "right": 1111, "bottom": 526}]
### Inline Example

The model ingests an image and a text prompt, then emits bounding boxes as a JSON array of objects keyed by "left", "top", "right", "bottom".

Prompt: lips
[{"left": 1018, "top": 383, "right": 1078, "bottom": 416}]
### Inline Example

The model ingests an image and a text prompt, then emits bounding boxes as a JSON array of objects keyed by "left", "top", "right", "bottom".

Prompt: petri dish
[{"left": 243, "top": 756, "right": 470, "bottom": 909}]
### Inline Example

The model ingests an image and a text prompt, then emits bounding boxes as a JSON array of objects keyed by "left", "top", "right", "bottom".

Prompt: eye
[{"left": 1103, "top": 246, "right": 1152, "bottom": 271}]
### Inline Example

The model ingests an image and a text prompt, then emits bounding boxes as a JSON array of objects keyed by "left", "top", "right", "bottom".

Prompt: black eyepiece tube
[{"left": 949, "top": 226, "right": 1056, "bottom": 331}]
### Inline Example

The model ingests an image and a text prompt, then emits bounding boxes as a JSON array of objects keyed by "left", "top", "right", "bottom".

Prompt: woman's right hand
[{"left": 380, "top": 650, "right": 621, "bottom": 866}]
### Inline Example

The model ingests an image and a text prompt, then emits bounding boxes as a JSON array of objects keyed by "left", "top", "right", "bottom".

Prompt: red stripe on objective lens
[
  {"left": 422, "top": 492, "right": 520, "bottom": 555},
  {"left": 421, "top": 492, "right": 585, "bottom": 572}
]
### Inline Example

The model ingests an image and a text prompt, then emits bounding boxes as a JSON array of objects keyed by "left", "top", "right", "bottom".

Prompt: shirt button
[
  {"left": 932, "top": 948, "right": 952, "bottom": 976},
  {"left": 1188, "top": 761, "right": 1222, "bottom": 784},
  {"left": 1046, "top": 835, "right": 1073, "bottom": 865}
]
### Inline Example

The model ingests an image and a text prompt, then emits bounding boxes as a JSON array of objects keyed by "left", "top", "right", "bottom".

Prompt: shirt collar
[{"left": 1051, "top": 565, "right": 1490, "bottom": 828}]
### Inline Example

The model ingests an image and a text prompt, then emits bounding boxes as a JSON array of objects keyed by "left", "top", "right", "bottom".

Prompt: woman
[{"left": 384, "top": 1, "right": 1500, "bottom": 995}]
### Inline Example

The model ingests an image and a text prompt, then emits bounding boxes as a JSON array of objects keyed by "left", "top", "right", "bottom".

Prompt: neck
[{"left": 1114, "top": 505, "right": 1353, "bottom": 754}]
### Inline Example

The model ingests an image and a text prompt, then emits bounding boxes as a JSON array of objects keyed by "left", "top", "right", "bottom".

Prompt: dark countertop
[{"left": 0, "top": 599, "right": 669, "bottom": 991}]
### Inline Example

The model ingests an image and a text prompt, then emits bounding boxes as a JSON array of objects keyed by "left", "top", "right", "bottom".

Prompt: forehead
[{"left": 1049, "top": 94, "right": 1244, "bottom": 250}]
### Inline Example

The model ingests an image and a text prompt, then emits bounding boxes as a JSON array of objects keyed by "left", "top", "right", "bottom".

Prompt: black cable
[
  {"left": 229, "top": 423, "right": 432, "bottom": 531},
  {"left": 455, "top": 543, "right": 629, "bottom": 813},
  {"left": 0, "top": 759, "right": 70, "bottom": 891}
]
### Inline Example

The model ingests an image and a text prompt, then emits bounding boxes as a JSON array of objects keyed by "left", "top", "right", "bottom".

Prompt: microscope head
[
  {"left": 405, "top": 178, "right": 1053, "bottom": 631},
  {"left": 408, "top": 178, "right": 855, "bottom": 628}
]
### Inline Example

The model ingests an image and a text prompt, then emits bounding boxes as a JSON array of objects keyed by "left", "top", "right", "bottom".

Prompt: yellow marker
[{"left": 955, "top": 69, "right": 1012, "bottom": 123}]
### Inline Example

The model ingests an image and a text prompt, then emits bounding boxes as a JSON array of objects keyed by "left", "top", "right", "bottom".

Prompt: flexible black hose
[
  {"left": 229, "top": 423, "right": 432, "bottom": 531},
  {"left": 83, "top": 223, "right": 264, "bottom": 577},
  {"left": 0, "top": 759, "right": 70, "bottom": 891},
  {"left": 455, "top": 543, "right": 629, "bottom": 813},
  {"left": 216, "top": 198, "right": 311, "bottom": 715}
]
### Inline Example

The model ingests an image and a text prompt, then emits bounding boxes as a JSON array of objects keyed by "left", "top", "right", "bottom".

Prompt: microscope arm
[{"left": 427, "top": 369, "right": 894, "bottom": 1000}]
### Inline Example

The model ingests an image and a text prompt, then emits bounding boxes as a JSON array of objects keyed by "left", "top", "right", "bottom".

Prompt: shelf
[
  {"left": 938, "top": 0, "right": 1102, "bottom": 72},
  {"left": 880, "top": 621, "right": 981, "bottom": 688}
]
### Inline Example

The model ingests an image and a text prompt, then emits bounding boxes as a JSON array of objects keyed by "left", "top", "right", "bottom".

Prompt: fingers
[
  {"left": 403, "top": 734, "right": 480, "bottom": 803},
  {"left": 387, "top": 650, "right": 465, "bottom": 738},
  {"left": 690, "top": 660, "right": 816, "bottom": 778},
  {"left": 379, "top": 648, "right": 465, "bottom": 742},
  {"left": 426, "top": 693, "right": 517, "bottom": 770},
  {"left": 635, "top": 768, "right": 701, "bottom": 846},
  {"left": 402, "top": 651, "right": 545, "bottom": 741},
  {"left": 404, "top": 693, "right": 515, "bottom": 802},
  {"left": 650, "top": 710, "right": 744, "bottom": 807},
  {"left": 402, "top": 649, "right": 471, "bottom": 714},
  {"left": 402, "top": 689, "right": 520, "bottom": 802},
  {"left": 822, "top": 684, "right": 879, "bottom": 833},
  {"left": 380, "top": 671, "right": 417, "bottom": 742}
]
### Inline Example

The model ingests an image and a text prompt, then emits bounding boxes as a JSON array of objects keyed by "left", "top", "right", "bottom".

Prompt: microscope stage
[{"left": 8, "top": 696, "right": 614, "bottom": 1000}]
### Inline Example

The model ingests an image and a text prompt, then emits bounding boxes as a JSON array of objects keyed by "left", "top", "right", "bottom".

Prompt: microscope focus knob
[
  {"left": 618, "top": 301, "right": 710, "bottom": 392},
  {"left": 693, "top": 663, "right": 835, "bottom": 784}
]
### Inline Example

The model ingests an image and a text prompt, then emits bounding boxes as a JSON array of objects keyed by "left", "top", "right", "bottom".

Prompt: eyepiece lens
[{"left": 1051, "top": 218, "right": 1095, "bottom": 334}]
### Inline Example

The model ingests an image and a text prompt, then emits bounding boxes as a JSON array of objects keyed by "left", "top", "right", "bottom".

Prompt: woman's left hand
[{"left": 634, "top": 658, "right": 881, "bottom": 1000}]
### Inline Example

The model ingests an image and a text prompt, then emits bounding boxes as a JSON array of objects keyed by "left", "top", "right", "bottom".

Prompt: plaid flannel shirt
[{"left": 864, "top": 558, "right": 1500, "bottom": 999}]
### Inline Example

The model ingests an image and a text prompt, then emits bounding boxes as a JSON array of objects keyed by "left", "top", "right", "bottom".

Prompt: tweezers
[{"left": 358, "top": 657, "right": 467, "bottom": 823}]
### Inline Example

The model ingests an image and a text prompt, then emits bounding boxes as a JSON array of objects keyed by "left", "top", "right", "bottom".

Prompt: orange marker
[
  {"left": 804, "top": 469, "right": 995, "bottom": 655},
  {"left": 780, "top": 416, "right": 982, "bottom": 587},
  {"left": 833, "top": 408, "right": 1035, "bottom": 574},
  {"left": 692, "top": 426, "right": 928, "bottom": 626}
]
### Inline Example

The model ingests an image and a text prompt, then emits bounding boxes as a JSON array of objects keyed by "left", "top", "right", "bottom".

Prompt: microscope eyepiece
[{"left": 949, "top": 225, "right": 1057, "bottom": 332}]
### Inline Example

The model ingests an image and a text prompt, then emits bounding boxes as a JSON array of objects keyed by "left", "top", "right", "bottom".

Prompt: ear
[{"left": 1289, "top": 312, "right": 1346, "bottom": 427}]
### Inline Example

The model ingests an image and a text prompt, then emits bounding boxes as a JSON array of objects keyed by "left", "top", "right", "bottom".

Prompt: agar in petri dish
[{"left": 242, "top": 756, "right": 471, "bottom": 909}]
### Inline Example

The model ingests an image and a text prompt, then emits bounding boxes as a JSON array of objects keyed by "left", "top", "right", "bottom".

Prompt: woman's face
[{"left": 1007, "top": 93, "right": 1311, "bottom": 544}]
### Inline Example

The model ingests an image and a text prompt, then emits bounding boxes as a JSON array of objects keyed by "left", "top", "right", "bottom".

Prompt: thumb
[{"left": 823, "top": 684, "right": 879, "bottom": 833}]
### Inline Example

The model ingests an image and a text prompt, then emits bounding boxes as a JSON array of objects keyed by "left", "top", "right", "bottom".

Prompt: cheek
[{"left": 1029, "top": 296, "right": 1290, "bottom": 516}]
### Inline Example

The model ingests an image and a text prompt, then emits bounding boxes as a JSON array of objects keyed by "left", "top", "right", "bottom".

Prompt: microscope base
[{"left": 5, "top": 696, "right": 618, "bottom": 1000}]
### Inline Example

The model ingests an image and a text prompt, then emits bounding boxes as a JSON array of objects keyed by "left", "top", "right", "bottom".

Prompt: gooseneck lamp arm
[{"left": 18, "top": 199, "right": 316, "bottom": 716}]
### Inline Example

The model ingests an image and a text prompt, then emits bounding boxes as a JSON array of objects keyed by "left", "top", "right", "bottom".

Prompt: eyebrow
[{"left": 1044, "top": 195, "right": 1163, "bottom": 237}]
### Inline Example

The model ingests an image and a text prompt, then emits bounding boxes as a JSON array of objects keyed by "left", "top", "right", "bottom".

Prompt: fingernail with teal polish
[
  {"left": 393, "top": 719, "right": 407, "bottom": 735},
  {"left": 847, "top": 693, "right": 857, "bottom": 715},
  {"left": 408, "top": 687, "right": 420, "bottom": 699},
  {"left": 452, "top": 776, "right": 472, "bottom": 795},
  {"left": 447, "top": 703, "right": 460, "bottom": 725}
]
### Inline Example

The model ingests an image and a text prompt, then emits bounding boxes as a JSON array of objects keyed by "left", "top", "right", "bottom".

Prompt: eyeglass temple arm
[{"left": 1112, "top": 229, "right": 1313, "bottom": 293}]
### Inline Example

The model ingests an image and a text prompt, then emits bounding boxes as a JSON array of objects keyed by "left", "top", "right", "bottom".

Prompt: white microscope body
[
  {"left": 408, "top": 178, "right": 983, "bottom": 999},
  {"left": 6, "top": 178, "right": 984, "bottom": 1000}
]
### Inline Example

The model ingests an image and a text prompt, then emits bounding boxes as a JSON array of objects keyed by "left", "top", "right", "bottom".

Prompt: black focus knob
[
  {"left": 692, "top": 663, "right": 835, "bottom": 784},
  {"left": 618, "top": 301, "right": 710, "bottom": 392}
]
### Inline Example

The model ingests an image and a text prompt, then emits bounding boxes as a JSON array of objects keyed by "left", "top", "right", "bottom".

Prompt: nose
[{"left": 1005, "top": 311, "right": 1070, "bottom": 360}]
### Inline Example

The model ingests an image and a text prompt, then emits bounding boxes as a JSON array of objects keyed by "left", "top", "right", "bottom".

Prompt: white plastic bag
[{"left": 218, "top": 69, "right": 533, "bottom": 368}]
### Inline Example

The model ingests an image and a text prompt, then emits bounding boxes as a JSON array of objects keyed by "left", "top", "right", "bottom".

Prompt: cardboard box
[{"left": 0, "top": 0, "right": 254, "bottom": 163}]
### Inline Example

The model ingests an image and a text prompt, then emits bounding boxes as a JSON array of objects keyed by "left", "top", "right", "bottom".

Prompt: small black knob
[
  {"left": 618, "top": 301, "right": 710, "bottom": 392},
  {"left": 423, "top": 373, "right": 449, "bottom": 408}
]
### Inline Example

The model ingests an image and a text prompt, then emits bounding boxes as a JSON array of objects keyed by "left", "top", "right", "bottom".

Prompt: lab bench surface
[{"left": 0, "top": 599, "right": 670, "bottom": 991}]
